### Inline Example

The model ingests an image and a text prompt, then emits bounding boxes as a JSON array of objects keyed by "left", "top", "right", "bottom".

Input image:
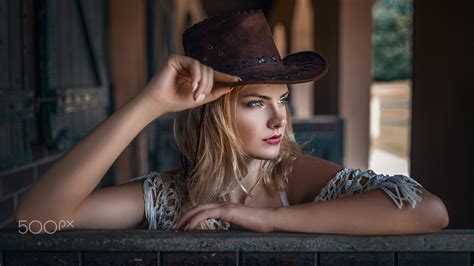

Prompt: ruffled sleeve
[
  {"left": 314, "top": 168, "right": 424, "bottom": 209},
  {"left": 140, "top": 171, "right": 185, "bottom": 230}
]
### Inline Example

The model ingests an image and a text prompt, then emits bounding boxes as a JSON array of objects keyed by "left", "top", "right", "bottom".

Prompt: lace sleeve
[
  {"left": 314, "top": 168, "right": 424, "bottom": 209},
  {"left": 142, "top": 172, "right": 184, "bottom": 230}
]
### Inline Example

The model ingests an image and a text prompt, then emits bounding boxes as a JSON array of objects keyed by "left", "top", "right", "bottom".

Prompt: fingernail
[
  {"left": 192, "top": 82, "right": 198, "bottom": 92},
  {"left": 184, "top": 224, "right": 190, "bottom": 231},
  {"left": 195, "top": 94, "right": 205, "bottom": 102},
  {"left": 235, "top": 76, "right": 242, "bottom": 81}
]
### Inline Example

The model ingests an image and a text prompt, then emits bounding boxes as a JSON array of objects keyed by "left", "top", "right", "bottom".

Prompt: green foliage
[{"left": 373, "top": 0, "right": 413, "bottom": 81}]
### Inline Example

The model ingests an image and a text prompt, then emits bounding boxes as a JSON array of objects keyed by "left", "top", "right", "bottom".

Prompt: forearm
[
  {"left": 273, "top": 188, "right": 448, "bottom": 235},
  {"left": 16, "top": 93, "right": 164, "bottom": 220}
]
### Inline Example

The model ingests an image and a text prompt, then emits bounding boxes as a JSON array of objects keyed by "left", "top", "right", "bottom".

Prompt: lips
[{"left": 263, "top": 134, "right": 283, "bottom": 145}]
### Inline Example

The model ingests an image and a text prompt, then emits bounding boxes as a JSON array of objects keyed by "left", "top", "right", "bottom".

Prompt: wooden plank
[
  {"left": 110, "top": 0, "right": 148, "bottom": 183},
  {"left": 76, "top": 0, "right": 106, "bottom": 85},
  {"left": 4, "top": 251, "right": 81, "bottom": 265},
  {"left": 0, "top": 1, "right": 31, "bottom": 169},
  {"left": 152, "top": 116, "right": 181, "bottom": 172},
  {"left": 47, "top": 0, "right": 96, "bottom": 88},
  {"left": 39, "top": 0, "right": 110, "bottom": 159},
  {"left": 0, "top": 119, "right": 31, "bottom": 170},
  {"left": 54, "top": 0, "right": 66, "bottom": 87},
  {"left": 311, "top": 0, "right": 340, "bottom": 115},
  {"left": 292, "top": 117, "right": 344, "bottom": 164},
  {"left": 398, "top": 252, "right": 470, "bottom": 266},
  {"left": 0, "top": 0, "right": 9, "bottom": 88},
  {"left": 147, "top": 0, "right": 176, "bottom": 76},
  {"left": 241, "top": 252, "right": 315, "bottom": 266},
  {"left": 320, "top": 252, "right": 394, "bottom": 266},
  {"left": 83, "top": 251, "right": 158, "bottom": 265},
  {"left": 163, "top": 252, "right": 236, "bottom": 266},
  {"left": 8, "top": 0, "right": 22, "bottom": 90},
  {"left": 0, "top": 124, "right": 6, "bottom": 157},
  {"left": 411, "top": 0, "right": 474, "bottom": 230}
]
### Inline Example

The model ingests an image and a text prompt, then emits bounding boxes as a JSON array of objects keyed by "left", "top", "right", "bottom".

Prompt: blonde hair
[{"left": 172, "top": 85, "right": 302, "bottom": 228}]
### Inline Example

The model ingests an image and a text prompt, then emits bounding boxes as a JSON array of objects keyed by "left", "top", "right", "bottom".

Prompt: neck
[
  {"left": 242, "top": 158, "right": 263, "bottom": 191},
  {"left": 228, "top": 158, "right": 265, "bottom": 203}
]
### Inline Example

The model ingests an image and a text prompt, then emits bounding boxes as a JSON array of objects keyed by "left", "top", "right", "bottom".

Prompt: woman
[{"left": 15, "top": 10, "right": 448, "bottom": 234}]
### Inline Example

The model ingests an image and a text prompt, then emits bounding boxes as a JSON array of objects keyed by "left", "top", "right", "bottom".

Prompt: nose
[{"left": 267, "top": 106, "right": 287, "bottom": 129}]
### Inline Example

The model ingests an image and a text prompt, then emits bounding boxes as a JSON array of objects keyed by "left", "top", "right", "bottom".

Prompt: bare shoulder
[{"left": 287, "top": 154, "right": 344, "bottom": 205}]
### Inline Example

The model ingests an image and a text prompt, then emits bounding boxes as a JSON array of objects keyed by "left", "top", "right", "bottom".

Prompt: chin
[{"left": 246, "top": 147, "right": 281, "bottom": 160}]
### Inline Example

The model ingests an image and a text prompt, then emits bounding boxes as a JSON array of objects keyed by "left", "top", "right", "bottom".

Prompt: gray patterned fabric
[
  {"left": 139, "top": 171, "right": 229, "bottom": 230},
  {"left": 142, "top": 172, "right": 184, "bottom": 230},
  {"left": 314, "top": 168, "right": 423, "bottom": 209}
]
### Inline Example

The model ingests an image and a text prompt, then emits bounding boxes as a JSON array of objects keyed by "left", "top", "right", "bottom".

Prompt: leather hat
[{"left": 182, "top": 10, "right": 328, "bottom": 87}]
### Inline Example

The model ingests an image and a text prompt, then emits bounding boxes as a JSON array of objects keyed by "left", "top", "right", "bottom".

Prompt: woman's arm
[
  {"left": 273, "top": 154, "right": 449, "bottom": 234},
  {"left": 272, "top": 187, "right": 449, "bottom": 235},
  {"left": 175, "top": 183, "right": 448, "bottom": 234},
  {"left": 15, "top": 93, "right": 161, "bottom": 225},
  {"left": 15, "top": 55, "right": 238, "bottom": 232},
  {"left": 175, "top": 154, "right": 448, "bottom": 234}
]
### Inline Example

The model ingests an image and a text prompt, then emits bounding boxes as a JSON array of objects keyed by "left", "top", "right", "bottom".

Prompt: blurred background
[{"left": 0, "top": 0, "right": 472, "bottom": 229}]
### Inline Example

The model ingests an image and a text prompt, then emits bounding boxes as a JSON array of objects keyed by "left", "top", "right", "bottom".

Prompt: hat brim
[{"left": 214, "top": 51, "right": 328, "bottom": 88}]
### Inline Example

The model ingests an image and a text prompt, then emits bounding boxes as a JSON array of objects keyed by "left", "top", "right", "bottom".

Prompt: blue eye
[
  {"left": 278, "top": 98, "right": 289, "bottom": 105},
  {"left": 246, "top": 100, "right": 264, "bottom": 108}
]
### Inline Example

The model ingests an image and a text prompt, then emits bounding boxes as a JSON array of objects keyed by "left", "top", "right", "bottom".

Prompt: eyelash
[{"left": 246, "top": 98, "right": 288, "bottom": 108}]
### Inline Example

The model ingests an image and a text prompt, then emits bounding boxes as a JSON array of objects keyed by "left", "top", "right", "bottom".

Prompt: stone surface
[{"left": 0, "top": 229, "right": 473, "bottom": 252}]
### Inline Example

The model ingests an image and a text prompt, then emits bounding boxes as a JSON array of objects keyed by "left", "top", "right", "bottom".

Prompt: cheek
[{"left": 235, "top": 109, "right": 265, "bottom": 143}]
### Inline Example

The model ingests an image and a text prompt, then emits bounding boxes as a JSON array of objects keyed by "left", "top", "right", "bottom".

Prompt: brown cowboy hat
[{"left": 182, "top": 10, "right": 328, "bottom": 88}]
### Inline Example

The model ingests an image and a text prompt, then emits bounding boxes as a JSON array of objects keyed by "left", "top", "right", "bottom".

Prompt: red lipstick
[{"left": 263, "top": 134, "right": 283, "bottom": 145}]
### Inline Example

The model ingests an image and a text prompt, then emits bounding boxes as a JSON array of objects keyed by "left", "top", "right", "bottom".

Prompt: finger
[
  {"left": 177, "top": 204, "right": 214, "bottom": 229},
  {"left": 176, "top": 203, "right": 221, "bottom": 229},
  {"left": 214, "top": 70, "right": 240, "bottom": 83},
  {"left": 187, "top": 60, "right": 202, "bottom": 93},
  {"left": 194, "top": 65, "right": 209, "bottom": 101},
  {"left": 199, "top": 66, "right": 212, "bottom": 99},
  {"left": 186, "top": 207, "right": 224, "bottom": 230},
  {"left": 186, "top": 203, "right": 237, "bottom": 230},
  {"left": 204, "top": 67, "right": 214, "bottom": 96},
  {"left": 171, "top": 55, "right": 202, "bottom": 91}
]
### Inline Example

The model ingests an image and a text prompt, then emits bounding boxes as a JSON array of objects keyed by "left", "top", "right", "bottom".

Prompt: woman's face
[{"left": 233, "top": 84, "right": 289, "bottom": 160}]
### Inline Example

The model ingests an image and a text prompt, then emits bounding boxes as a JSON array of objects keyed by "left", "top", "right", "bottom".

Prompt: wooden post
[
  {"left": 109, "top": 0, "right": 149, "bottom": 183},
  {"left": 411, "top": 0, "right": 474, "bottom": 228}
]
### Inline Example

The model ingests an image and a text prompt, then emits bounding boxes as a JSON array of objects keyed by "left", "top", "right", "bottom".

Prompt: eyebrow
[{"left": 241, "top": 90, "right": 289, "bottom": 100}]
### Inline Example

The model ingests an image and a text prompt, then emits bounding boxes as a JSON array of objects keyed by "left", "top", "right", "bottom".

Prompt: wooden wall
[
  {"left": 411, "top": 0, "right": 474, "bottom": 228},
  {"left": 109, "top": 0, "right": 148, "bottom": 183}
]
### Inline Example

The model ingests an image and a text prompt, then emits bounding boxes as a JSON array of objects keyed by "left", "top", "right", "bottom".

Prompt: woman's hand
[
  {"left": 141, "top": 54, "right": 240, "bottom": 115},
  {"left": 175, "top": 202, "right": 276, "bottom": 233}
]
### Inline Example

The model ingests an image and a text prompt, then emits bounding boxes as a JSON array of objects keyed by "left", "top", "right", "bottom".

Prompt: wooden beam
[{"left": 109, "top": 0, "right": 148, "bottom": 183}]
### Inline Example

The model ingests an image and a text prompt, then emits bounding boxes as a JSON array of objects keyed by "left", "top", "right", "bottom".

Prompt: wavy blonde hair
[{"left": 172, "top": 85, "right": 302, "bottom": 227}]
